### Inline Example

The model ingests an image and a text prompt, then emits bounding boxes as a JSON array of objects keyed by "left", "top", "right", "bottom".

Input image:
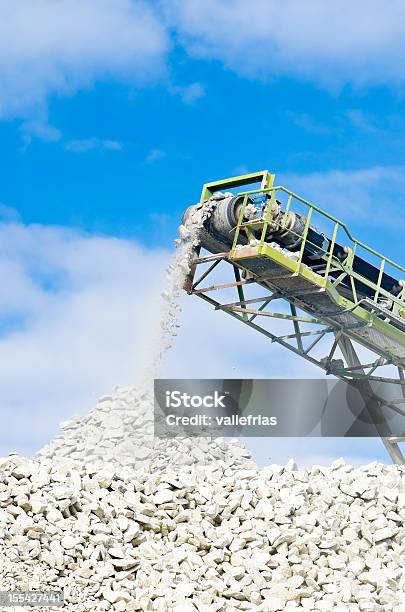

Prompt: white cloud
[
  {"left": 2, "top": 0, "right": 405, "bottom": 132},
  {"left": 0, "top": 220, "right": 168, "bottom": 454},
  {"left": 0, "top": 216, "right": 314, "bottom": 457},
  {"left": 345, "top": 109, "right": 381, "bottom": 135},
  {"left": 286, "top": 112, "right": 331, "bottom": 135},
  {"left": 170, "top": 82, "right": 205, "bottom": 104},
  {"left": 145, "top": 148, "right": 166, "bottom": 163},
  {"left": 64, "top": 138, "right": 122, "bottom": 153},
  {"left": 164, "top": 0, "right": 405, "bottom": 89},
  {"left": 282, "top": 165, "right": 405, "bottom": 229},
  {"left": 1, "top": 0, "right": 405, "bottom": 129},
  {"left": 0, "top": 0, "right": 168, "bottom": 120},
  {"left": 20, "top": 118, "right": 62, "bottom": 146}
]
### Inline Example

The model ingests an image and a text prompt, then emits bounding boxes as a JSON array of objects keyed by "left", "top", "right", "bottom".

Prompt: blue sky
[
  {"left": 0, "top": 0, "right": 404, "bottom": 464},
  {"left": 3, "top": 68, "right": 405, "bottom": 251}
]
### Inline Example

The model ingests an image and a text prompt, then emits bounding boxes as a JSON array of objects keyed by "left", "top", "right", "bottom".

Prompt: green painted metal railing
[{"left": 230, "top": 185, "right": 405, "bottom": 314}]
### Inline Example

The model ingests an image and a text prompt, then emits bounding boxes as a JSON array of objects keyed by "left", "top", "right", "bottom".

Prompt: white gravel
[
  {"left": 0, "top": 455, "right": 404, "bottom": 611},
  {"left": 38, "top": 385, "right": 255, "bottom": 475}
]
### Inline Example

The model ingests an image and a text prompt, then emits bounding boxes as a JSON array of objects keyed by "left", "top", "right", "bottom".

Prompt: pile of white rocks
[
  {"left": 1, "top": 449, "right": 404, "bottom": 611},
  {"left": 38, "top": 385, "right": 255, "bottom": 474}
]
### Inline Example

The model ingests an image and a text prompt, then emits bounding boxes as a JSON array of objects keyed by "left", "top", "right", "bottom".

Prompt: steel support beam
[{"left": 337, "top": 335, "right": 405, "bottom": 465}]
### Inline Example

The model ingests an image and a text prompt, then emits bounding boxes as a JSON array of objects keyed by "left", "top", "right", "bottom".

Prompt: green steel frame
[{"left": 186, "top": 170, "right": 405, "bottom": 464}]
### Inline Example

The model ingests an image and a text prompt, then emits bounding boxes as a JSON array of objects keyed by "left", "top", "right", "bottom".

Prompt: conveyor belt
[{"left": 184, "top": 169, "right": 405, "bottom": 464}]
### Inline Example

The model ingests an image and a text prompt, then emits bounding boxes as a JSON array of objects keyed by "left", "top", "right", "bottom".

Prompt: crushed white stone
[
  {"left": 0, "top": 455, "right": 404, "bottom": 611},
  {"left": 37, "top": 385, "right": 254, "bottom": 474}
]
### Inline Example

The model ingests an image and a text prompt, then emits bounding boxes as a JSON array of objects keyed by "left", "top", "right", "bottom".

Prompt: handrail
[
  {"left": 236, "top": 185, "right": 404, "bottom": 274},
  {"left": 229, "top": 184, "right": 404, "bottom": 315}
]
